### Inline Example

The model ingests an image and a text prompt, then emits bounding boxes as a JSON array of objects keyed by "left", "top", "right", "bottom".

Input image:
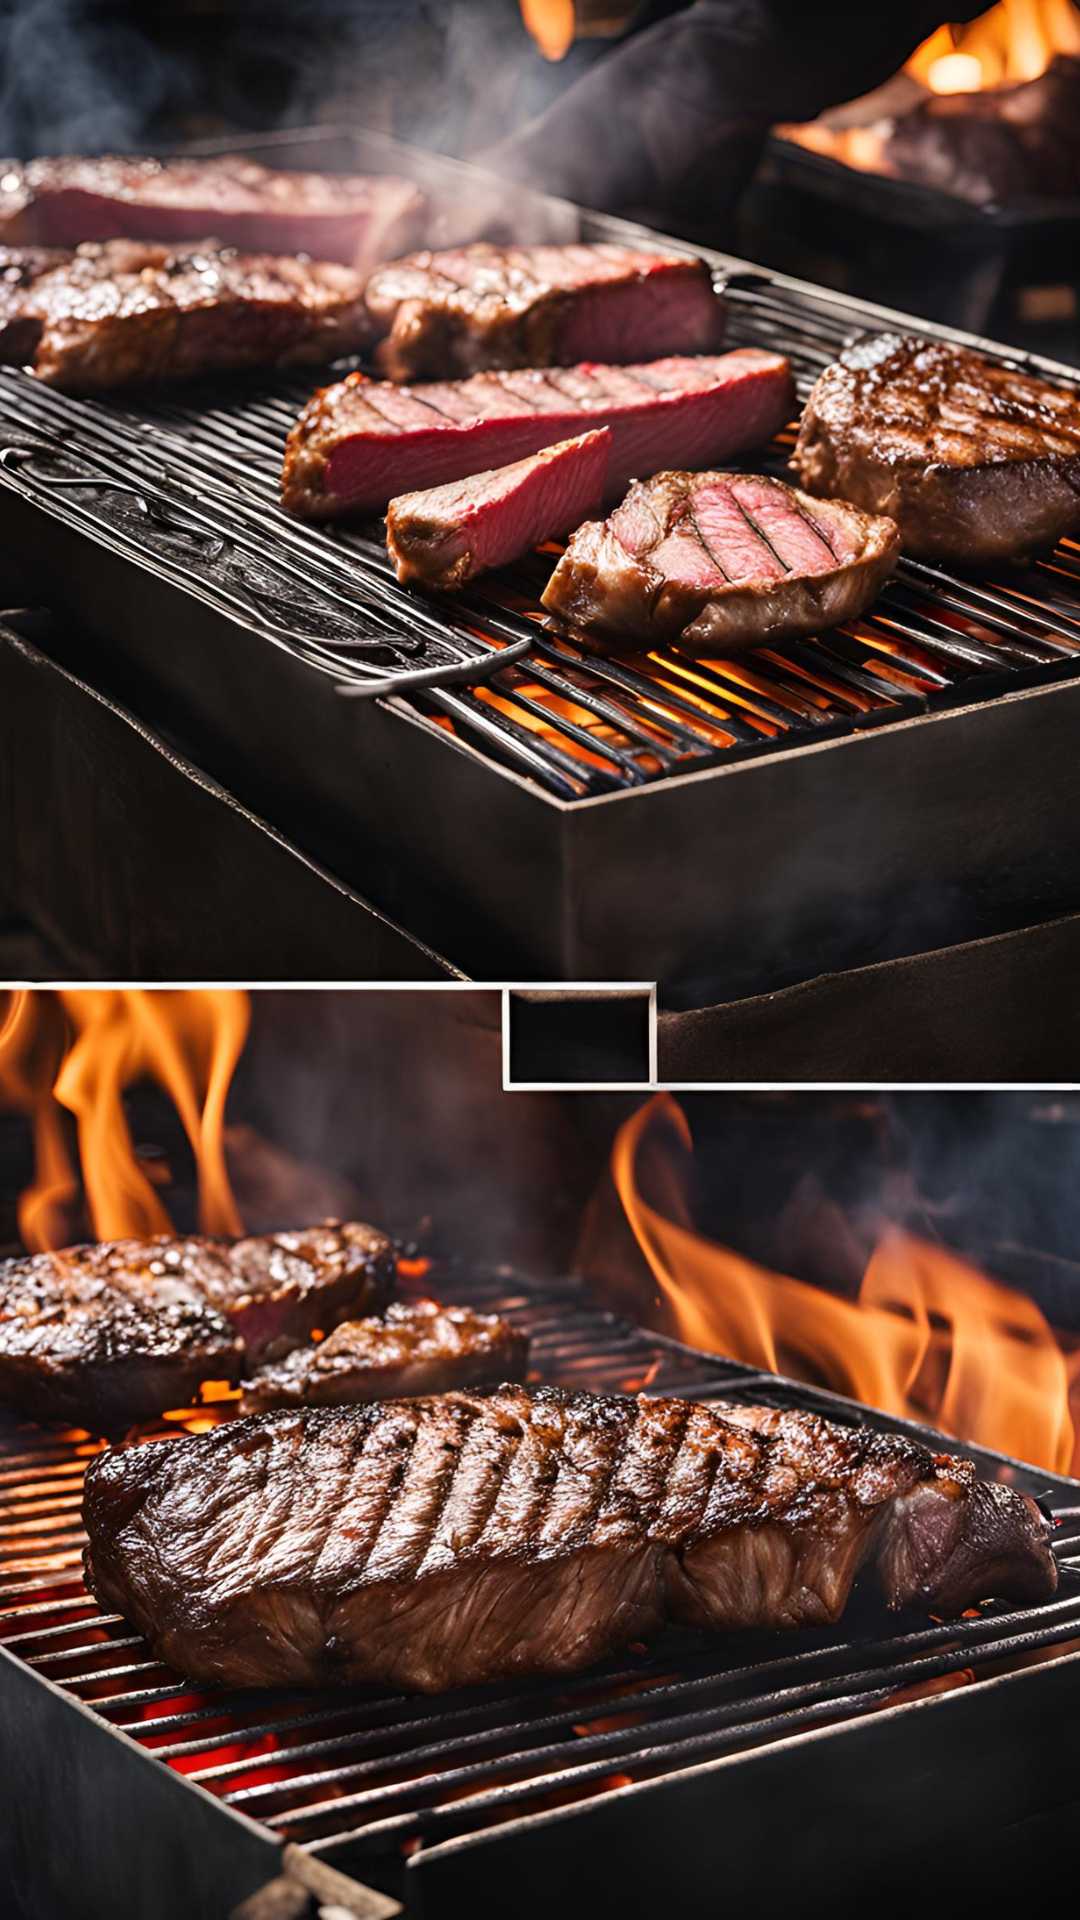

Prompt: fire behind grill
[{"left": 3, "top": 1263, "right": 1080, "bottom": 1917}]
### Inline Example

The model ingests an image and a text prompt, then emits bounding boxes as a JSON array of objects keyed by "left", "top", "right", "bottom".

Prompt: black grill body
[{"left": 2, "top": 128, "right": 1080, "bottom": 998}]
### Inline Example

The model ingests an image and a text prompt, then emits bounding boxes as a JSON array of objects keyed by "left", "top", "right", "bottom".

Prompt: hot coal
[
  {"left": 386, "top": 427, "right": 610, "bottom": 589},
  {"left": 83, "top": 1388, "right": 1056, "bottom": 1692},
  {"left": 793, "top": 333, "right": 1080, "bottom": 565},
  {"left": 240, "top": 1298, "right": 529, "bottom": 1412},
  {"left": 542, "top": 469, "right": 898, "bottom": 652},
  {"left": 282, "top": 347, "right": 794, "bottom": 520},
  {"left": 364, "top": 241, "right": 724, "bottom": 382}
]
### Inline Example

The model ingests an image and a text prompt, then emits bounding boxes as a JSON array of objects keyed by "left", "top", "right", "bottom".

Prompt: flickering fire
[
  {"left": 909, "top": 2, "right": 1080, "bottom": 94},
  {"left": 610, "top": 1094, "right": 1077, "bottom": 1476},
  {"left": 0, "top": 989, "right": 249, "bottom": 1249}
]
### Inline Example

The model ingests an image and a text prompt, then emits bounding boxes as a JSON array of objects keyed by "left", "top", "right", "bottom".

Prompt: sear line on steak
[
  {"left": 82, "top": 1387, "right": 1057, "bottom": 1693},
  {"left": 0, "top": 155, "right": 424, "bottom": 273},
  {"left": 0, "top": 239, "right": 372, "bottom": 394},
  {"left": 542, "top": 469, "right": 899, "bottom": 653},
  {"left": 364, "top": 241, "right": 724, "bottom": 383},
  {"left": 282, "top": 348, "right": 794, "bottom": 520},
  {"left": 240, "top": 1299, "right": 529, "bottom": 1413},
  {"left": 386, "top": 427, "right": 610, "bottom": 589},
  {"left": 0, "top": 1222, "right": 394, "bottom": 1433},
  {"left": 792, "top": 332, "right": 1080, "bottom": 565}
]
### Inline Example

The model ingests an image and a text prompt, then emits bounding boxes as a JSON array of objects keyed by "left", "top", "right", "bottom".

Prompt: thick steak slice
[
  {"left": 240, "top": 1299, "right": 529, "bottom": 1412},
  {"left": 0, "top": 1222, "right": 394, "bottom": 1431},
  {"left": 3, "top": 239, "right": 371, "bottom": 394},
  {"left": 0, "top": 244, "right": 69, "bottom": 360},
  {"left": 83, "top": 1388, "right": 1056, "bottom": 1692},
  {"left": 282, "top": 347, "right": 794, "bottom": 520},
  {"left": 0, "top": 156, "right": 424, "bottom": 272},
  {"left": 364, "top": 241, "right": 723, "bottom": 382},
  {"left": 793, "top": 332, "right": 1080, "bottom": 564},
  {"left": 386, "top": 427, "right": 610, "bottom": 589},
  {"left": 542, "top": 469, "right": 899, "bottom": 652}
]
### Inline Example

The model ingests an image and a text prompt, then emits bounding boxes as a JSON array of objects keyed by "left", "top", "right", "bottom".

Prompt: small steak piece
[
  {"left": 542, "top": 469, "right": 898, "bottom": 653},
  {"left": 83, "top": 1388, "right": 1056, "bottom": 1693},
  {"left": 386, "top": 428, "right": 610, "bottom": 589},
  {"left": 282, "top": 347, "right": 794, "bottom": 520},
  {"left": 4, "top": 239, "right": 371, "bottom": 395},
  {"left": 0, "top": 156, "right": 424, "bottom": 272},
  {"left": 0, "top": 244, "right": 69, "bottom": 360},
  {"left": 793, "top": 332, "right": 1080, "bottom": 564},
  {"left": 240, "top": 1298, "right": 529, "bottom": 1412},
  {"left": 0, "top": 1221, "right": 394, "bottom": 1431},
  {"left": 364, "top": 241, "right": 724, "bottom": 382},
  {"left": 0, "top": 1243, "right": 242, "bottom": 1432}
]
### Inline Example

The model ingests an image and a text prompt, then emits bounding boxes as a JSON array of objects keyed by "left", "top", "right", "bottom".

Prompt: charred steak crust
[
  {"left": 793, "top": 332, "right": 1080, "bottom": 565},
  {"left": 282, "top": 348, "right": 795, "bottom": 520},
  {"left": 0, "top": 243, "right": 70, "bottom": 359},
  {"left": 364, "top": 241, "right": 724, "bottom": 383},
  {"left": 240, "top": 1299, "right": 530, "bottom": 1412},
  {"left": 0, "top": 1221, "right": 394, "bottom": 1431},
  {"left": 541, "top": 469, "right": 899, "bottom": 653},
  {"left": 0, "top": 238, "right": 372, "bottom": 394},
  {"left": 82, "top": 1389, "right": 1056, "bottom": 1693}
]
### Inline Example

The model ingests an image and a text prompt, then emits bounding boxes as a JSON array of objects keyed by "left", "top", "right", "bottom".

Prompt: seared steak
[
  {"left": 386, "top": 428, "right": 610, "bottom": 589},
  {"left": 0, "top": 239, "right": 370, "bottom": 394},
  {"left": 0, "top": 156, "right": 424, "bottom": 272},
  {"left": 83, "top": 1388, "right": 1056, "bottom": 1693},
  {"left": 0, "top": 244, "right": 68, "bottom": 360},
  {"left": 793, "top": 332, "right": 1080, "bottom": 564},
  {"left": 0, "top": 1221, "right": 393, "bottom": 1432},
  {"left": 542, "top": 469, "right": 899, "bottom": 652},
  {"left": 240, "top": 1298, "right": 529, "bottom": 1412},
  {"left": 282, "top": 348, "right": 794, "bottom": 520},
  {"left": 364, "top": 241, "right": 723, "bottom": 382}
]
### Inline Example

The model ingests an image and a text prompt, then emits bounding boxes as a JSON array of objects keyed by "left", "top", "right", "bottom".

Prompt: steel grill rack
[{"left": 3, "top": 1263, "right": 1080, "bottom": 1917}]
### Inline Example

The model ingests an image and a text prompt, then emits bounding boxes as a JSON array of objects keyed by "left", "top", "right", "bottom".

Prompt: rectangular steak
[
  {"left": 364, "top": 241, "right": 724, "bottom": 382},
  {"left": 282, "top": 347, "right": 794, "bottom": 520},
  {"left": 240, "top": 1298, "right": 529, "bottom": 1412},
  {"left": 82, "top": 1387, "right": 1056, "bottom": 1693},
  {"left": 0, "top": 239, "right": 371, "bottom": 394},
  {"left": 792, "top": 331, "right": 1080, "bottom": 564},
  {"left": 542, "top": 469, "right": 899, "bottom": 653},
  {"left": 0, "top": 1221, "right": 393, "bottom": 1432},
  {"left": 0, "top": 156, "right": 424, "bottom": 272},
  {"left": 387, "top": 427, "right": 610, "bottom": 589}
]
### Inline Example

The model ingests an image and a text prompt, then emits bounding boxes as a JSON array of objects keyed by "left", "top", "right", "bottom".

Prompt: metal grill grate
[
  {"left": 2, "top": 1265, "right": 1079, "bottom": 1900},
  {"left": 1, "top": 250, "right": 1079, "bottom": 800}
]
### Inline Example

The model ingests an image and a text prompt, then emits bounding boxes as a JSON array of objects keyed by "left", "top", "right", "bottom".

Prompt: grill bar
[{"left": 1, "top": 1262, "right": 1077, "bottom": 1905}]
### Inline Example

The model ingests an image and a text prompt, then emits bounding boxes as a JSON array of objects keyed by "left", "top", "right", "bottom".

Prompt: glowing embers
[{"left": 604, "top": 1093, "right": 1078, "bottom": 1476}]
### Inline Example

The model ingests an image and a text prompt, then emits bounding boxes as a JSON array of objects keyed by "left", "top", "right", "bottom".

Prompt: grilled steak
[
  {"left": 0, "top": 1221, "right": 393, "bottom": 1432},
  {"left": 542, "top": 469, "right": 899, "bottom": 652},
  {"left": 793, "top": 332, "right": 1080, "bottom": 565},
  {"left": 0, "top": 156, "right": 424, "bottom": 272},
  {"left": 282, "top": 348, "right": 794, "bottom": 520},
  {"left": 0, "top": 239, "right": 370, "bottom": 394},
  {"left": 386, "top": 428, "right": 610, "bottom": 589},
  {"left": 83, "top": 1388, "right": 1056, "bottom": 1692},
  {"left": 240, "top": 1299, "right": 529, "bottom": 1413},
  {"left": 364, "top": 241, "right": 723, "bottom": 382},
  {"left": 0, "top": 244, "right": 68, "bottom": 360}
]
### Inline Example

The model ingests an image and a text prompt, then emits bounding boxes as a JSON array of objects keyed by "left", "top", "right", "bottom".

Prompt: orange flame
[
  {"left": 610, "top": 1095, "right": 1076, "bottom": 1475},
  {"left": 909, "top": 1, "right": 1080, "bottom": 93},
  {"left": 0, "top": 989, "right": 249, "bottom": 1249}
]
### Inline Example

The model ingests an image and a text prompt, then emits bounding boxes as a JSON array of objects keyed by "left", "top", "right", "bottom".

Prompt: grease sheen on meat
[
  {"left": 241, "top": 1298, "right": 529, "bottom": 1412},
  {"left": 83, "top": 1388, "right": 1056, "bottom": 1693},
  {"left": 793, "top": 332, "right": 1080, "bottom": 564}
]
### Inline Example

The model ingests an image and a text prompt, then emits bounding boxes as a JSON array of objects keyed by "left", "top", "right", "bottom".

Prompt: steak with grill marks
[
  {"left": 542, "top": 469, "right": 899, "bottom": 652},
  {"left": 240, "top": 1299, "right": 529, "bottom": 1412},
  {"left": 364, "top": 241, "right": 724, "bottom": 382},
  {"left": 0, "top": 155, "right": 424, "bottom": 272},
  {"left": 0, "top": 238, "right": 372, "bottom": 394},
  {"left": 282, "top": 347, "right": 794, "bottom": 520},
  {"left": 386, "top": 428, "right": 610, "bottom": 589},
  {"left": 793, "top": 332, "right": 1080, "bottom": 564},
  {"left": 0, "top": 1222, "right": 394, "bottom": 1432},
  {"left": 82, "top": 1387, "right": 1056, "bottom": 1692}
]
